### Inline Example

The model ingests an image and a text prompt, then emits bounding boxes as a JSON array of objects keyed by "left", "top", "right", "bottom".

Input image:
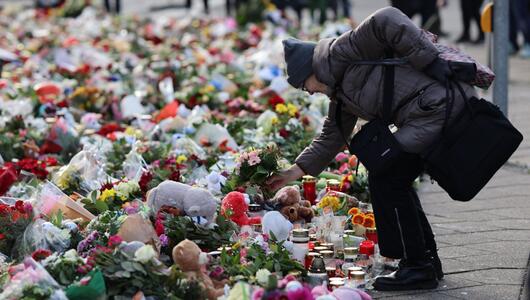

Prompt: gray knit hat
[{"left": 282, "top": 38, "right": 316, "bottom": 89}]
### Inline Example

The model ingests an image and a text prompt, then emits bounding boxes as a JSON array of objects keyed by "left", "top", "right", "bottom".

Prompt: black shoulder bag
[
  {"left": 335, "top": 52, "right": 408, "bottom": 175},
  {"left": 422, "top": 79, "right": 523, "bottom": 201}
]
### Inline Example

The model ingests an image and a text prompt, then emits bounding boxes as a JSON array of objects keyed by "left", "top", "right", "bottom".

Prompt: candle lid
[
  {"left": 302, "top": 175, "right": 317, "bottom": 182},
  {"left": 329, "top": 277, "right": 345, "bottom": 283},
  {"left": 248, "top": 203, "right": 262, "bottom": 212},
  {"left": 314, "top": 246, "right": 328, "bottom": 252},
  {"left": 344, "top": 230, "right": 355, "bottom": 235},
  {"left": 307, "top": 252, "right": 321, "bottom": 258},
  {"left": 320, "top": 243, "right": 334, "bottom": 250},
  {"left": 347, "top": 266, "right": 363, "bottom": 273},
  {"left": 344, "top": 247, "right": 359, "bottom": 255},
  {"left": 365, "top": 227, "right": 377, "bottom": 234},
  {"left": 351, "top": 271, "right": 366, "bottom": 280},
  {"left": 292, "top": 228, "right": 309, "bottom": 238},
  {"left": 319, "top": 250, "right": 334, "bottom": 258}
]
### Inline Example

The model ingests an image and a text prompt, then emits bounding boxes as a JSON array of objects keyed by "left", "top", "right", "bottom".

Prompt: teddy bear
[
  {"left": 146, "top": 180, "right": 217, "bottom": 224},
  {"left": 220, "top": 191, "right": 261, "bottom": 227},
  {"left": 173, "top": 239, "right": 225, "bottom": 300},
  {"left": 270, "top": 186, "right": 314, "bottom": 223}
]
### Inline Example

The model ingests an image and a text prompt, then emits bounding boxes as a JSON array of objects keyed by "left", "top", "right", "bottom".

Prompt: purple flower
[{"left": 159, "top": 234, "right": 169, "bottom": 247}]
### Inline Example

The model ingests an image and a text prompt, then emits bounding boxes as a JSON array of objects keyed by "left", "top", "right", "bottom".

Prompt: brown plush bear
[
  {"left": 172, "top": 239, "right": 225, "bottom": 300},
  {"left": 271, "top": 186, "right": 314, "bottom": 223}
]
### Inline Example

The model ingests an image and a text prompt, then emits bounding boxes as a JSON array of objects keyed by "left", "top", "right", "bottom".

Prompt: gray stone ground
[{"left": 1, "top": 0, "right": 529, "bottom": 299}]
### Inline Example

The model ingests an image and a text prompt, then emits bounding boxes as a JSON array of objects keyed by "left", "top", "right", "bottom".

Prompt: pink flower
[
  {"left": 107, "top": 235, "right": 123, "bottom": 247},
  {"left": 251, "top": 287, "right": 265, "bottom": 300},
  {"left": 335, "top": 152, "right": 349, "bottom": 162},
  {"left": 247, "top": 151, "right": 261, "bottom": 166}
]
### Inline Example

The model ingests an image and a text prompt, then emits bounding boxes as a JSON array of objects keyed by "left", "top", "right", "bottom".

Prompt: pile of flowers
[{"left": 0, "top": 2, "right": 378, "bottom": 299}]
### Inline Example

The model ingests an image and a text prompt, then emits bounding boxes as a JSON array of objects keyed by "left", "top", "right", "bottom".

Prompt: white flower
[
  {"left": 134, "top": 245, "right": 157, "bottom": 263},
  {"left": 63, "top": 249, "right": 78, "bottom": 261},
  {"left": 255, "top": 269, "right": 271, "bottom": 286},
  {"left": 115, "top": 181, "right": 140, "bottom": 198}
]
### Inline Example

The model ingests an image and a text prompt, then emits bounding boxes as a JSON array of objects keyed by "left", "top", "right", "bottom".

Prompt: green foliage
[
  {"left": 41, "top": 251, "right": 85, "bottom": 286},
  {"left": 218, "top": 237, "right": 306, "bottom": 281},
  {"left": 164, "top": 214, "right": 238, "bottom": 253},
  {"left": 105, "top": 139, "right": 132, "bottom": 177},
  {"left": 141, "top": 142, "right": 172, "bottom": 165}
]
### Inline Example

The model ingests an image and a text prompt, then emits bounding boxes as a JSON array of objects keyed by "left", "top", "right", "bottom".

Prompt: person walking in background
[
  {"left": 390, "top": 0, "right": 446, "bottom": 37},
  {"left": 104, "top": 0, "right": 121, "bottom": 14},
  {"left": 456, "top": 0, "right": 484, "bottom": 44},
  {"left": 509, "top": 0, "right": 530, "bottom": 58},
  {"left": 186, "top": 0, "right": 210, "bottom": 14}
]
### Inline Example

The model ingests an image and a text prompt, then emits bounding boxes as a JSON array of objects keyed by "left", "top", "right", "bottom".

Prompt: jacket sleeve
[
  {"left": 332, "top": 6, "right": 439, "bottom": 70},
  {"left": 295, "top": 101, "right": 357, "bottom": 176}
]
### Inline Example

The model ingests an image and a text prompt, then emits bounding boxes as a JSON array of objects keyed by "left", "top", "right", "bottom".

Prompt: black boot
[
  {"left": 373, "top": 259, "right": 438, "bottom": 291},
  {"left": 427, "top": 249, "right": 444, "bottom": 280}
]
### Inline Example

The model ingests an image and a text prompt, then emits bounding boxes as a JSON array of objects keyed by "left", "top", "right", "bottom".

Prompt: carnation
[
  {"left": 134, "top": 244, "right": 157, "bottom": 263},
  {"left": 255, "top": 268, "right": 271, "bottom": 286}
]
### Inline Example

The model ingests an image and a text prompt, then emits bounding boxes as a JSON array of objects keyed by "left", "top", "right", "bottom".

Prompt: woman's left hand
[{"left": 265, "top": 164, "right": 305, "bottom": 192}]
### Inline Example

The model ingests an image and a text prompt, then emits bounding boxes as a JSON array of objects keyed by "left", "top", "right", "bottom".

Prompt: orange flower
[
  {"left": 363, "top": 216, "right": 375, "bottom": 228},
  {"left": 348, "top": 207, "right": 360, "bottom": 216},
  {"left": 352, "top": 213, "right": 365, "bottom": 225},
  {"left": 365, "top": 213, "right": 374, "bottom": 219}
]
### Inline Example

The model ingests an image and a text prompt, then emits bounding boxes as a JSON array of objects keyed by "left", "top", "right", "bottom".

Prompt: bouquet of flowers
[
  {"left": 222, "top": 144, "right": 281, "bottom": 194},
  {"left": 82, "top": 180, "right": 142, "bottom": 215},
  {"left": 0, "top": 257, "right": 67, "bottom": 300},
  {"left": 0, "top": 200, "right": 34, "bottom": 256}
]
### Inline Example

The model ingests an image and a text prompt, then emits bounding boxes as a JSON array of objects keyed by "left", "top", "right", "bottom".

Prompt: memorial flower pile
[{"left": 0, "top": 3, "right": 377, "bottom": 299}]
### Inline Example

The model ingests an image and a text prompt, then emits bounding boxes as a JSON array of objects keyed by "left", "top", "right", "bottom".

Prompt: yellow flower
[
  {"left": 176, "top": 155, "right": 187, "bottom": 164},
  {"left": 271, "top": 117, "right": 279, "bottom": 125},
  {"left": 200, "top": 84, "right": 215, "bottom": 94},
  {"left": 318, "top": 195, "right": 340, "bottom": 211},
  {"left": 100, "top": 189, "right": 116, "bottom": 202},
  {"left": 275, "top": 103, "right": 288, "bottom": 114},
  {"left": 287, "top": 103, "right": 298, "bottom": 117}
]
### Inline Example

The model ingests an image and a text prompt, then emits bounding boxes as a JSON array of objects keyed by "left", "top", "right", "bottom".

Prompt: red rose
[
  {"left": 39, "top": 140, "right": 63, "bottom": 154},
  {"left": 0, "top": 233, "right": 5, "bottom": 240},
  {"left": 154, "top": 218, "right": 165, "bottom": 236},
  {"left": 31, "top": 249, "right": 52, "bottom": 261},
  {"left": 268, "top": 94, "right": 285, "bottom": 107},
  {"left": 96, "top": 123, "right": 124, "bottom": 136},
  {"left": 279, "top": 128, "right": 290, "bottom": 138},
  {"left": 0, "top": 166, "right": 18, "bottom": 196},
  {"left": 139, "top": 171, "right": 153, "bottom": 194}
]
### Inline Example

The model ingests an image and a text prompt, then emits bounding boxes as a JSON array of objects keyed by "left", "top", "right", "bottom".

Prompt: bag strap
[{"left": 335, "top": 48, "right": 397, "bottom": 145}]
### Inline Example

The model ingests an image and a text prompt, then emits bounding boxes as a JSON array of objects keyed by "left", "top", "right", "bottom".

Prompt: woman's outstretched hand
[{"left": 266, "top": 164, "right": 305, "bottom": 192}]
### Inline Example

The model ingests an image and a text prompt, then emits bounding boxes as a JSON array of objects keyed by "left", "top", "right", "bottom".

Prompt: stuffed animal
[
  {"left": 311, "top": 284, "right": 372, "bottom": 300},
  {"left": 270, "top": 186, "right": 314, "bottom": 223},
  {"left": 117, "top": 214, "right": 161, "bottom": 253},
  {"left": 172, "top": 239, "right": 225, "bottom": 300},
  {"left": 221, "top": 192, "right": 261, "bottom": 227},
  {"left": 261, "top": 211, "right": 292, "bottom": 242},
  {"left": 146, "top": 180, "right": 217, "bottom": 224}
]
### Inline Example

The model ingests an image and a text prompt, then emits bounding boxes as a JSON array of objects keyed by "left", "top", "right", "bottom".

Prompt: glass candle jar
[
  {"left": 302, "top": 175, "right": 317, "bottom": 205},
  {"left": 326, "top": 179, "right": 341, "bottom": 192},
  {"left": 365, "top": 227, "right": 378, "bottom": 244},
  {"left": 305, "top": 252, "right": 321, "bottom": 270}
]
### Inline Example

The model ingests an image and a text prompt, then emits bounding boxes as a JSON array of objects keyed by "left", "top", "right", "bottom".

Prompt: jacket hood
[{"left": 312, "top": 38, "right": 338, "bottom": 89}]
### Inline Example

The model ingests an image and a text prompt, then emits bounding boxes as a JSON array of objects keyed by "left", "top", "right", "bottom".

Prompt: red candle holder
[{"left": 302, "top": 175, "right": 317, "bottom": 205}]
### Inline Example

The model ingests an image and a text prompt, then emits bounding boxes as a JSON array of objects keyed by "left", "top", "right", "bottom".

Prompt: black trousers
[
  {"left": 459, "top": 0, "right": 483, "bottom": 38},
  {"left": 369, "top": 153, "right": 437, "bottom": 260},
  {"left": 104, "top": 0, "right": 121, "bottom": 14}
]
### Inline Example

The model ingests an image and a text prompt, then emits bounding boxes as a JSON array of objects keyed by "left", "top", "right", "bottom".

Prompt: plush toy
[
  {"left": 262, "top": 211, "right": 293, "bottom": 242},
  {"left": 117, "top": 214, "right": 161, "bottom": 253},
  {"left": 220, "top": 192, "right": 261, "bottom": 227},
  {"left": 146, "top": 180, "right": 217, "bottom": 224},
  {"left": 312, "top": 284, "right": 372, "bottom": 300},
  {"left": 172, "top": 239, "right": 225, "bottom": 300},
  {"left": 270, "top": 186, "right": 314, "bottom": 223}
]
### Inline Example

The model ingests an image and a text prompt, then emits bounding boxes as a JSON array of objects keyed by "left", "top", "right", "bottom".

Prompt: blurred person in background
[
  {"left": 186, "top": 0, "right": 210, "bottom": 14},
  {"left": 104, "top": 0, "right": 120, "bottom": 14},
  {"left": 509, "top": 0, "right": 530, "bottom": 58},
  {"left": 390, "top": 0, "right": 446, "bottom": 37},
  {"left": 456, "top": 0, "right": 484, "bottom": 44}
]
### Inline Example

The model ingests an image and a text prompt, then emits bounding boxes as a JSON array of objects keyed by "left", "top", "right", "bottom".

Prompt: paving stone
[
  {"left": 440, "top": 258, "right": 478, "bottom": 274},
  {"left": 434, "top": 231, "right": 500, "bottom": 247},
  {"left": 437, "top": 245, "right": 492, "bottom": 259},
  {"left": 440, "top": 284, "right": 521, "bottom": 300},
  {"left": 452, "top": 251, "right": 529, "bottom": 269},
  {"left": 449, "top": 268, "right": 526, "bottom": 285}
]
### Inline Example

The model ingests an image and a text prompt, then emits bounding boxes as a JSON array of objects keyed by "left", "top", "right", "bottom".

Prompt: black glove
[{"left": 424, "top": 57, "right": 452, "bottom": 83}]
